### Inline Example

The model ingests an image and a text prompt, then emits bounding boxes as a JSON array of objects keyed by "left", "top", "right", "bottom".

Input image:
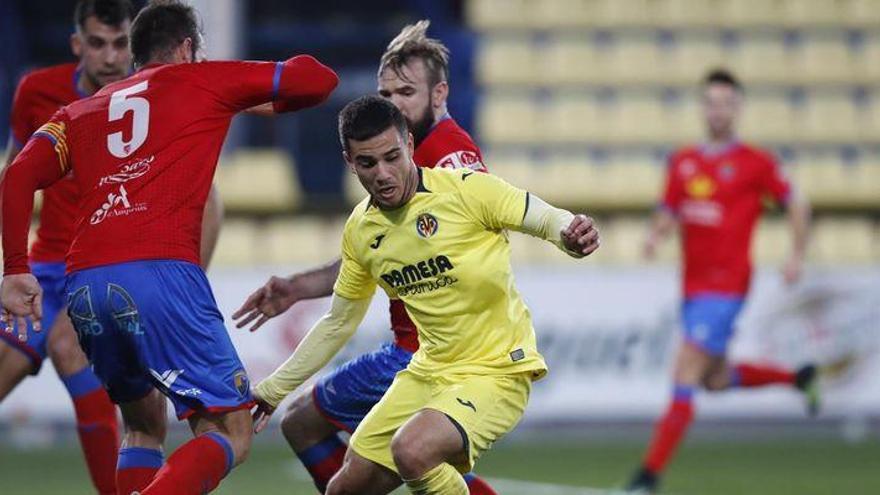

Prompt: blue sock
[
  {"left": 297, "top": 435, "right": 347, "bottom": 492},
  {"left": 61, "top": 366, "right": 103, "bottom": 400}
]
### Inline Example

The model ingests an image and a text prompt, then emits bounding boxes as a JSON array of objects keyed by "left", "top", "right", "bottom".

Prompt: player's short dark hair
[
  {"left": 703, "top": 68, "right": 743, "bottom": 92},
  {"left": 74, "top": 0, "right": 136, "bottom": 31},
  {"left": 339, "top": 95, "right": 409, "bottom": 152},
  {"left": 380, "top": 20, "right": 450, "bottom": 89},
  {"left": 131, "top": 0, "right": 202, "bottom": 67}
]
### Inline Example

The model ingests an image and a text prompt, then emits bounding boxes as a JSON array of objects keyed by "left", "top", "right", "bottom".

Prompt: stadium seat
[
  {"left": 754, "top": 219, "right": 790, "bottom": 264},
  {"left": 662, "top": 95, "right": 702, "bottom": 144},
  {"left": 740, "top": 94, "right": 795, "bottom": 142},
  {"left": 213, "top": 220, "right": 258, "bottom": 266},
  {"left": 606, "top": 37, "right": 663, "bottom": 84},
  {"left": 477, "top": 37, "right": 537, "bottom": 86},
  {"left": 343, "top": 168, "right": 366, "bottom": 207},
  {"left": 668, "top": 36, "right": 727, "bottom": 84},
  {"left": 592, "top": 0, "right": 652, "bottom": 27},
  {"left": 543, "top": 37, "right": 599, "bottom": 85},
  {"left": 782, "top": 0, "right": 845, "bottom": 27},
  {"left": 263, "top": 217, "right": 340, "bottom": 265},
  {"left": 716, "top": 0, "right": 786, "bottom": 28},
  {"left": 866, "top": 90, "right": 880, "bottom": 141},
  {"left": 797, "top": 93, "right": 861, "bottom": 143},
  {"left": 729, "top": 36, "right": 791, "bottom": 84},
  {"left": 653, "top": 0, "right": 718, "bottom": 27},
  {"left": 845, "top": 0, "right": 880, "bottom": 27},
  {"left": 793, "top": 36, "right": 855, "bottom": 84},
  {"left": 603, "top": 156, "right": 664, "bottom": 208},
  {"left": 466, "top": 0, "right": 534, "bottom": 30},
  {"left": 543, "top": 94, "right": 606, "bottom": 143},
  {"left": 812, "top": 218, "right": 876, "bottom": 264},
  {"left": 533, "top": 0, "right": 599, "bottom": 28},
  {"left": 216, "top": 149, "right": 300, "bottom": 213},
  {"left": 858, "top": 33, "right": 880, "bottom": 82},
  {"left": 607, "top": 95, "right": 666, "bottom": 143},
  {"left": 477, "top": 94, "right": 539, "bottom": 145}
]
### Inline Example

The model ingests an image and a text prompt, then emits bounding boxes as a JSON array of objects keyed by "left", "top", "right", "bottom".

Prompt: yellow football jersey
[{"left": 335, "top": 167, "right": 548, "bottom": 380}]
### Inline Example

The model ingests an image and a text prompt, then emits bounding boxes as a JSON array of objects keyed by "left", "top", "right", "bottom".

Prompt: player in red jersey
[
  {"left": 626, "top": 69, "right": 816, "bottom": 494},
  {"left": 1, "top": 2, "right": 338, "bottom": 494},
  {"left": 233, "top": 21, "right": 497, "bottom": 495},
  {"left": 0, "top": 2, "right": 134, "bottom": 493}
]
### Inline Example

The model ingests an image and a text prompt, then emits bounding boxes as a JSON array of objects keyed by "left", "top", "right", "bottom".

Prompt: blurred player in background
[
  {"left": 0, "top": 2, "right": 135, "bottom": 493},
  {"left": 0, "top": 1, "right": 337, "bottom": 493},
  {"left": 251, "top": 95, "right": 600, "bottom": 495},
  {"left": 233, "top": 20, "right": 497, "bottom": 494},
  {"left": 627, "top": 69, "right": 816, "bottom": 494}
]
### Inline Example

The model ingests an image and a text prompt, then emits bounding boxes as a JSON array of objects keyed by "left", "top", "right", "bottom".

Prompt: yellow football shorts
[{"left": 349, "top": 368, "right": 533, "bottom": 474}]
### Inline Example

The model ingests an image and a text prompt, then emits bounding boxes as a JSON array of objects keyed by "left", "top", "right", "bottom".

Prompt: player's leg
[
  {"left": 280, "top": 387, "right": 347, "bottom": 492},
  {"left": 392, "top": 372, "right": 533, "bottom": 495},
  {"left": 117, "top": 388, "right": 168, "bottom": 494},
  {"left": 284, "top": 341, "right": 413, "bottom": 492},
  {"left": 142, "top": 408, "right": 253, "bottom": 494},
  {"left": 49, "top": 312, "right": 120, "bottom": 495},
  {"left": 0, "top": 341, "right": 34, "bottom": 401},
  {"left": 326, "top": 449, "right": 402, "bottom": 495}
]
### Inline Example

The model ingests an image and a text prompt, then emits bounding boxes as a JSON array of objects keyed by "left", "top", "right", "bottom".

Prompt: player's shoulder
[
  {"left": 421, "top": 166, "right": 474, "bottom": 191},
  {"left": 668, "top": 144, "right": 700, "bottom": 164},
  {"left": 417, "top": 118, "right": 485, "bottom": 171},
  {"left": 18, "top": 63, "right": 78, "bottom": 86},
  {"left": 736, "top": 142, "right": 779, "bottom": 167}
]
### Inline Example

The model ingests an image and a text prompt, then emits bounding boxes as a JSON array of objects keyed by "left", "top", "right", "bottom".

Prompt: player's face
[
  {"left": 344, "top": 126, "right": 418, "bottom": 209},
  {"left": 702, "top": 83, "right": 741, "bottom": 140},
  {"left": 378, "top": 60, "right": 438, "bottom": 146},
  {"left": 72, "top": 16, "right": 132, "bottom": 90}
]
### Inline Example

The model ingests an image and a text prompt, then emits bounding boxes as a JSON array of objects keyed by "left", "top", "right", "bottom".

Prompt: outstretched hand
[
  {"left": 251, "top": 388, "right": 276, "bottom": 434},
  {"left": 233, "top": 276, "right": 298, "bottom": 332},
  {"left": 561, "top": 214, "right": 600, "bottom": 257},
  {"left": 0, "top": 274, "right": 43, "bottom": 343}
]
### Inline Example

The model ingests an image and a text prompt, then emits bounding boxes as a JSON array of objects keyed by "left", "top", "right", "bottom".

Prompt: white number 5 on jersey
[{"left": 107, "top": 81, "right": 149, "bottom": 158}]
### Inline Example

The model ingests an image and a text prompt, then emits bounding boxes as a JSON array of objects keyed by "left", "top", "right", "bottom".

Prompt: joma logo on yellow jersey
[{"left": 381, "top": 255, "right": 454, "bottom": 289}]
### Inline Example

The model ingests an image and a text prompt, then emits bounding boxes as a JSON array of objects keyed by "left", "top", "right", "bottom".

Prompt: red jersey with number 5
[
  {"left": 662, "top": 142, "right": 791, "bottom": 297},
  {"left": 2, "top": 57, "right": 337, "bottom": 275},
  {"left": 389, "top": 116, "right": 486, "bottom": 352},
  {"left": 8, "top": 63, "right": 85, "bottom": 263}
]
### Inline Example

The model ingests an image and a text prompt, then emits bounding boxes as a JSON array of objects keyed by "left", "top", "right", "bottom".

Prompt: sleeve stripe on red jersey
[
  {"left": 271, "top": 62, "right": 283, "bottom": 100},
  {"left": 32, "top": 121, "right": 70, "bottom": 173}
]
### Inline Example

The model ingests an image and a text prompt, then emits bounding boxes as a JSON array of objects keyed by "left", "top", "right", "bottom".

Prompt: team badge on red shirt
[{"left": 416, "top": 213, "right": 439, "bottom": 238}]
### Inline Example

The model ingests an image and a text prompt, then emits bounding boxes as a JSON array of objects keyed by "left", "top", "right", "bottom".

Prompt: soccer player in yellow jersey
[{"left": 252, "top": 95, "right": 600, "bottom": 495}]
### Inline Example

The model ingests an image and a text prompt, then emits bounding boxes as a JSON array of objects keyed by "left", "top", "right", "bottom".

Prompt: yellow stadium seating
[
  {"left": 754, "top": 219, "right": 791, "bottom": 264},
  {"left": 542, "top": 37, "right": 599, "bottom": 85},
  {"left": 793, "top": 36, "right": 856, "bottom": 84},
  {"left": 653, "top": 0, "right": 718, "bottom": 28},
  {"left": 796, "top": 94, "right": 861, "bottom": 143},
  {"left": 216, "top": 149, "right": 300, "bottom": 213},
  {"left": 845, "top": 0, "right": 880, "bottom": 27},
  {"left": 542, "top": 94, "right": 606, "bottom": 143},
  {"left": 783, "top": 0, "right": 846, "bottom": 28},
  {"left": 477, "top": 94, "right": 539, "bottom": 144},
  {"left": 717, "top": 0, "right": 786, "bottom": 28},
  {"left": 263, "top": 217, "right": 342, "bottom": 265},
  {"left": 213, "top": 220, "right": 258, "bottom": 266},
  {"left": 729, "top": 36, "right": 791, "bottom": 84},
  {"left": 860, "top": 33, "right": 880, "bottom": 81},
  {"left": 812, "top": 218, "right": 877, "bottom": 264},
  {"left": 668, "top": 36, "right": 728, "bottom": 84},
  {"left": 477, "top": 37, "right": 536, "bottom": 86},
  {"left": 740, "top": 95, "right": 796, "bottom": 142},
  {"left": 533, "top": 0, "right": 599, "bottom": 28},
  {"left": 607, "top": 96, "right": 666, "bottom": 143},
  {"left": 466, "top": 0, "right": 534, "bottom": 30}
]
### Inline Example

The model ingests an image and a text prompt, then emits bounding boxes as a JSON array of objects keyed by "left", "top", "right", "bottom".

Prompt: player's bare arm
[
  {"left": 233, "top": 258, "right": 342, "bottom": 332},
  {"left": 644, "top": 208, "right": 677, "bottom": 260},
  {"left": 783, "top": 189, "right": 811, "bottom": 285}
]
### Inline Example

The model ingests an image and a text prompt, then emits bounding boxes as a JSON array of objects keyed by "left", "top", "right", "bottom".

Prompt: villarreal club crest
[{"left": 416, "top": 213, "right": 439, "bottom": 238}]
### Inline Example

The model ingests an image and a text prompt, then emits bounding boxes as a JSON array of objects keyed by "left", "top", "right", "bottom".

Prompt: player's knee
[
  {"left": 701, "top": 371, "right": 729, "bottom": 391},
  {"left": 281, "top": 393, "right": 311, "bottom": 444},
  {"left": 391, "top": 430, "right": 431, "bottom": 479},
  {"left": 325, "top": 469, "right": 358, "bottom": 495},
  {"left": 47, "top": 327, "right": 88, "bottom": 375}
]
